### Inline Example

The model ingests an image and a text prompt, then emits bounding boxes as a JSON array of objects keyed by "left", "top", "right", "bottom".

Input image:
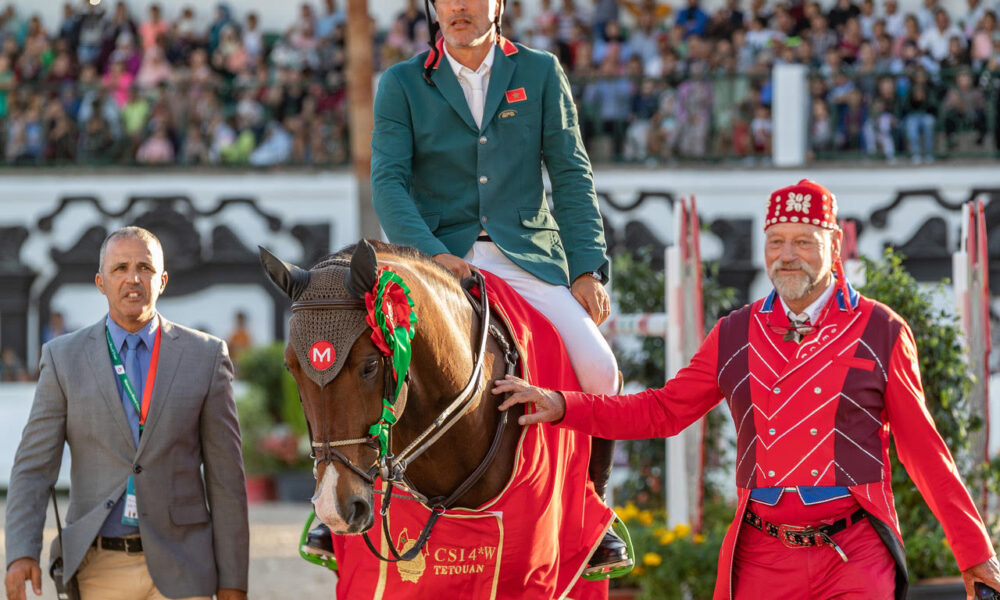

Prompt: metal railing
[
  {"left": 806, "top": 67, "right": 1000, "bottom": 164},
  {"left": 569, "top": 68, "right": 1000, "bottom": 165}
]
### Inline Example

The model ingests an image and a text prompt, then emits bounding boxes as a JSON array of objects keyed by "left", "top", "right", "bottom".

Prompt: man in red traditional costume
[{"left": 494, "top": 179, "right": 1000, "bottom": 599}]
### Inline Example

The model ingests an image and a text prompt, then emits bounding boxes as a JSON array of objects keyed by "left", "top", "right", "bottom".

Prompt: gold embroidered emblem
[
  {"left": 395, "top": 530, "right": 426, "bottom": 583},
  {"left": 499, "top": 109, "right": 517, "bottom": 119}
]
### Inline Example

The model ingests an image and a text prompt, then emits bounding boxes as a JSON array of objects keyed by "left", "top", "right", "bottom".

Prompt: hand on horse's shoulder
[
  {"left": 493, "top": 375, "right": 566, "bottom": 425},
  {"left": 433, "top": 253, "right": 474, "bottom": 280}
]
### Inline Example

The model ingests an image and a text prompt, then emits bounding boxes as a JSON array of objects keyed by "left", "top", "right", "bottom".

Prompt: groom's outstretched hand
[{"left": 493, "top": 375, "right": 566, "bottom": 425}]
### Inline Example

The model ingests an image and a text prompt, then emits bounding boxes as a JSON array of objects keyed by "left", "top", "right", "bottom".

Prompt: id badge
[{"left": 122, "top": 475, "right": 139, "bottom": 526}]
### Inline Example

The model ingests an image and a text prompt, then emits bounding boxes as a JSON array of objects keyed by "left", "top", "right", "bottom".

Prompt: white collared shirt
[
  {"left": 442, "top": 42, "right": 496, "bottom": 129},
  {"left": 779, "top": 280, "right": 835, "bottom": 324}
]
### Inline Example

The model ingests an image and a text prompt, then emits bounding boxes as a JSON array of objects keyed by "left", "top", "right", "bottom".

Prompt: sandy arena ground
[{"left": 0, "top": 497, "right": 337, "bottom": 599}]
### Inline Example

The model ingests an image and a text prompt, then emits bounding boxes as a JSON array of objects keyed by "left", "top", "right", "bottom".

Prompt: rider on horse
[{"left": 304, "top": 0, "right": 629, "bottom": 574}]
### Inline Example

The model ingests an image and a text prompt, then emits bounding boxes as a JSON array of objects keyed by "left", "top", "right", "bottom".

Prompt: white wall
[
  {"left": 0, "top": 163, "right": 997, "bottom": 490},
  {"left": 591, "top": 164, "right": 1000, "bottom": 301},
  {"left": 0, "top": 383, "right": 71, "bottom": 489},
  {"left": 0, "top": 171, "right": 358, "bottom": 362},
  {"left": 3, "top": 164, "right": 996, "bottom": 354}
]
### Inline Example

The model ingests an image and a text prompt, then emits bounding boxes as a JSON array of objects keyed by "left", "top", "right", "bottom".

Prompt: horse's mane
[{"left": 312, "top": 239, "right": 455, "bottom": 282}]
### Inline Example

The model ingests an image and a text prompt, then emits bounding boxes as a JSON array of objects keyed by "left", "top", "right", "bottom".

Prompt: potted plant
[
  {"left": 236, "top": 385, "right": 278, "bottom": 502},
  {"left": 238, "top": 342, "right": 315, "bottom": 502}
]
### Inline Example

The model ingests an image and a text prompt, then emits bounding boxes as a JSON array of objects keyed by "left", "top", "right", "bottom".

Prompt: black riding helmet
[{"left": 422, "top": 0, "right": 507, "bottom": 86}]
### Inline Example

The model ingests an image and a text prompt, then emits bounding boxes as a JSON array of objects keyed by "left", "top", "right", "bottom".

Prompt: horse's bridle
[{"left": 291, "top": 270, "right": 519, "bottom": 562}]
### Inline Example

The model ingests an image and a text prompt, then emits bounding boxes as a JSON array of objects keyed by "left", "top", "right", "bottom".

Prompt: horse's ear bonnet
[
  {"left": 259, "top": 246, "right": 311, "bottom": 301},
  {"left": 346, "top": 239, "right": 378, "bottom": 299},
  {"left": 258, "top": 245, "right": 372, "bottom": 387}
]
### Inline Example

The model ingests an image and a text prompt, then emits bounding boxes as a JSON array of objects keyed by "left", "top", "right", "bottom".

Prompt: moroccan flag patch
[{"left": 505, "top": 88, "right": 527, "bottom": 103}]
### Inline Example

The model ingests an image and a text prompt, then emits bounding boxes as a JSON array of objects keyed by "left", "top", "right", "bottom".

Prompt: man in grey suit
[{"left": 5, "top": 226, "right": 249, "bottom": 600}]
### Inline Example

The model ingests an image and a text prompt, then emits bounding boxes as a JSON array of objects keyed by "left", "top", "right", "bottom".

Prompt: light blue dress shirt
[{"left": 97, "top": 314, "right": 158, "bottom": 538}]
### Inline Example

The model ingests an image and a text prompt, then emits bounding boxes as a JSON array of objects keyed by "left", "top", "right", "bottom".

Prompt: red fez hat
[
  {"left": 764, "top": 179, "right": 853, "bottom": 313},
  {"left": 764, "top": 179, "right": 839, "bottom": 231}
]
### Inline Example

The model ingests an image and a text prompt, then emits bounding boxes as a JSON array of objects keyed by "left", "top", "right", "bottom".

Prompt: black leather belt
[
  {"left": 93, "top": 536, "right": 143, "bottom": 553},
  {"left": 742, "top": 507, "right": 867, "bottom": 562},
  {"left": 477, "top": 234, "right": 491, "bottom": 242}
]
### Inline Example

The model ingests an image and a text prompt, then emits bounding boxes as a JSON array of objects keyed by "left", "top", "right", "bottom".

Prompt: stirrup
[
  {"left": 581, "top": 516, "right": 634, "bottom": 581},
  {"left": 298, "top": 510, "right": 338, "bottom": 571}
]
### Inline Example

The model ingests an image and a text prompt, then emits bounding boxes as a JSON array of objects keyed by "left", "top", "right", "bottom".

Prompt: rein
[{"left": 291, "top": 270, "right": 519, "bottom": 563}]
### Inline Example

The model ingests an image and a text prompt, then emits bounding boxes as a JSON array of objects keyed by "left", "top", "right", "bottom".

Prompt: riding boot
[
  {"left": 302, "top": 522, "right": 335, "bottom": 557},
  {"left": 584, "top": 436, "right": 632, "bottom": 574}
]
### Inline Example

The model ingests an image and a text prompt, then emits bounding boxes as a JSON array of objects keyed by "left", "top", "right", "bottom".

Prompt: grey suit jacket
[{"left": 5, "top": 317, "right": 249, "bottom": 597}]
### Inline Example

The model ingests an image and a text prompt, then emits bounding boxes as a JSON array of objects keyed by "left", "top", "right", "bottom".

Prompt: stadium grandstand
[
  {"left": 1, "top": 5, "right": 998, "bottom": 595},
  {"left": 0, "top": 0, "right": 994, "bottom": 167}
]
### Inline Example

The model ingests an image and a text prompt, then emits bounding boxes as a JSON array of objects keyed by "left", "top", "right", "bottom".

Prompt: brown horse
[{"left": 259, "top": 239, "right": 524, "bottom": 538}]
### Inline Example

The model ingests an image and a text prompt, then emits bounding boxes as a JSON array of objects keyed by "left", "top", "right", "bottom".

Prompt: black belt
[
  {"left": 742, "top": 507, "right": 867, "bottom": 562},
  {"left": 93, "top": 536, "right": 143, "bottom": 553},
  {"left": 477, "top": 234, "right": 491, "bottom": 242}
]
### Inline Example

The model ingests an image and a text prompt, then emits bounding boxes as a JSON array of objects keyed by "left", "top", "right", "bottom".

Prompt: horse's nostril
[{"left": 345, "top": 495, "right": 371, "bottom": 526}]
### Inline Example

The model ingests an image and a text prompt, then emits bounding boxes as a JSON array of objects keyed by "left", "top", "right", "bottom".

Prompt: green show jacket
[{"left": 371, "top": 37, "right": 610, "bottom": 287}]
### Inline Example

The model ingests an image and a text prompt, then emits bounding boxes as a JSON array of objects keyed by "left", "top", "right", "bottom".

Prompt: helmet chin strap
[
  {"left": 422, "top": 0, "right": 441, "bottom": 86},
  {"left": 494, "top": 0, "right": 504, "bottom": 41},
  {"left": 422, "top": 0, "right": 506, "bottom": 87}
]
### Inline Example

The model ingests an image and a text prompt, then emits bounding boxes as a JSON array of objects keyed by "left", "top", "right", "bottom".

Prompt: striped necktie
[
  {"left": 784, "top": 312, "right": 812, "bottom": 344},
  {"left": 124, "top": 333, "right": 143, "bottom": 443}
]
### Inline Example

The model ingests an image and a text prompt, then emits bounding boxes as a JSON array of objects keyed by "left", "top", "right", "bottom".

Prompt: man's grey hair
[{"left": 98, "top": 226, "right": 164, "bottom": 272}]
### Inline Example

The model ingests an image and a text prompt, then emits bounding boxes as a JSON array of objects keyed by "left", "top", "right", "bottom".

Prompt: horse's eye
[{"left": 362, "top": 358, "right": 379, "bottom": 378}]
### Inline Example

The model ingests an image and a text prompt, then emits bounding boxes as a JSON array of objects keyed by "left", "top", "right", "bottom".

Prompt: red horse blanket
[{"left": 330, "top": 271, "right": 614, "bottom": 599}]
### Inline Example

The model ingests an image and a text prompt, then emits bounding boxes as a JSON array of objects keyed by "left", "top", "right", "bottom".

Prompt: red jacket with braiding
[{"left": 560, "top": 285, "right": 995, "bottom": 599}]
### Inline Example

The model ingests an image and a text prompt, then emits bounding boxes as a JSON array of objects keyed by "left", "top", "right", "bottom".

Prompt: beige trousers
[{"left": 77, "top": 544, "right": 213, "bottom": 600}]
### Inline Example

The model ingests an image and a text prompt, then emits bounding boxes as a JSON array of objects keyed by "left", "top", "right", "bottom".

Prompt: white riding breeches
[{"left": 464, "top": 241, "right": 619, "bottom": 395}]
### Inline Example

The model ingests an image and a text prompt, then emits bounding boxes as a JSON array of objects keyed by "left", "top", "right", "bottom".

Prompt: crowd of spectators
[
  {"left": 491, "top": 0, "right": 1000, "bottom": 163},
  {"left": 1, "top": 0, "right": 999, "bottom": 167},
  {"left": 1, "top": 0, "right": 351, "bottom": 167}
]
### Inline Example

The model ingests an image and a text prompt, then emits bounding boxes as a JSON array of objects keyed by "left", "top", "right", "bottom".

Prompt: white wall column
[{"left": 772, "top": 63, "right": 809, "bottom": 167}]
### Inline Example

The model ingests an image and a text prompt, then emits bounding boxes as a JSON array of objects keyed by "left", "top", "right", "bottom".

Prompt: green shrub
[
  {"left": 612, "top": 498, "right": 730, "bottom": 599},
  {"left": 236, "top": 385, "right": 282, "bottom": 476},
  {"left": 237, "top": 342, "right": 308, "bottom": 437},
  {"left": 611, "top": 247, "right": 737, "bottom": 509},
  {"left": 859, "top": 247, "right": 999, "bottom": 578},
  {"left": 609, "top": 246, "right": 737, "bottom": 598},
  {"left": 236, "top": 342, "right": 312, "bottom": 473}
]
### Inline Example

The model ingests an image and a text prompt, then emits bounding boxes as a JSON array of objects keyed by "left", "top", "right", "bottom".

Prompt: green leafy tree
[
  {"left": 859, "top": 247, "right": 1000, "bottom": 578},
  {"left": 612, "top": 247, "right": 737, "bottom": 509}
]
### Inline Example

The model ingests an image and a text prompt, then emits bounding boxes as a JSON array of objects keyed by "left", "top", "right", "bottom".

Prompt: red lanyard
[{"left": 104, "top": 323, "right": 161, "bottom": 429}]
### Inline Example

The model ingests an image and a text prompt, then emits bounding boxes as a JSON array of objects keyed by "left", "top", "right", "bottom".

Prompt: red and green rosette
[{"left": 364, "top": 267, "right": 418, "bottom": 456}]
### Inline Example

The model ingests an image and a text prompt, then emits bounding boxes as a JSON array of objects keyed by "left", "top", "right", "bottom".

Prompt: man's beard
[{"left": 768, "top": 259, "right": 822, "bottom": 301}]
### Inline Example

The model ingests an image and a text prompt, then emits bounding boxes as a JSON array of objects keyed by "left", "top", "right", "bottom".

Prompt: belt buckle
[
  {"left": 123, "top": 537, "right": 142, "bottom": 555},
  {"left": 777, "top": 524, "right": 819, "bottom": 548}
]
